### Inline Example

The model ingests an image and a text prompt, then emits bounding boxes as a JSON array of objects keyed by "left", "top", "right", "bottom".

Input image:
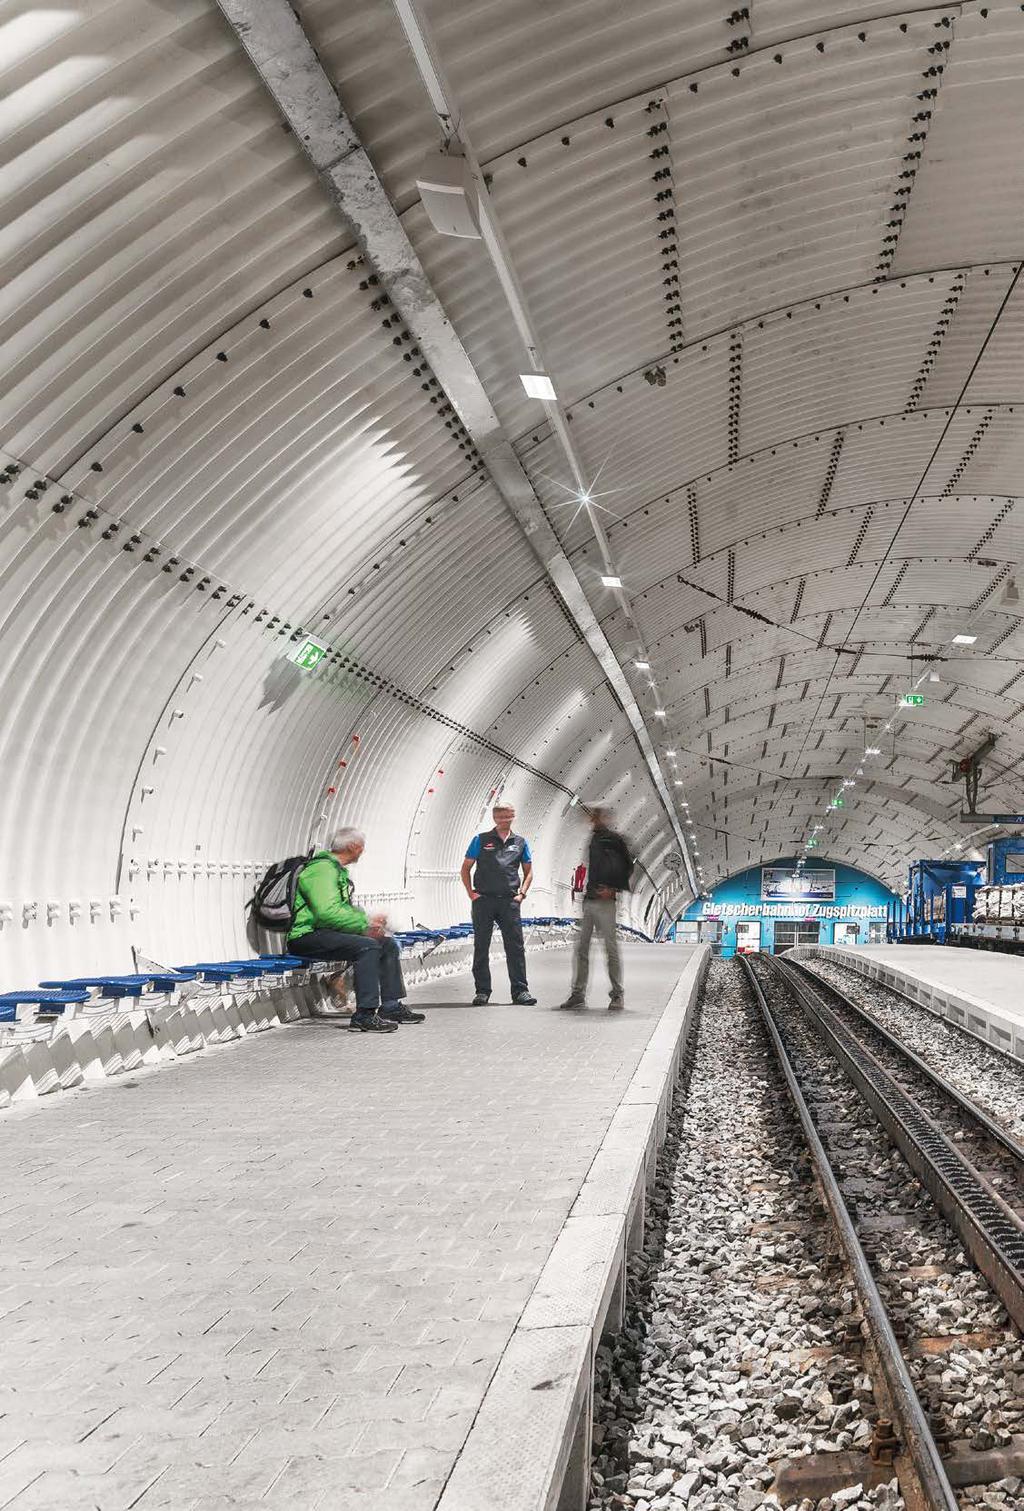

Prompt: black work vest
[{"left": 472, "top": 830, "right": 528, "bottom": 897}]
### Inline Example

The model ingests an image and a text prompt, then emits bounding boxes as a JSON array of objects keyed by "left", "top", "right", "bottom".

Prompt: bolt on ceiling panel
[
  {"left": 664, "top": 15, "right": 945, "bottom": 341},
  {"left": 0, "top": 0, "right": 350, "bottom": 473},
  {"left": 915, "top": 406, "right": 1002, "bottom": 495},
  {"left": 688, "top": 436, "right": 834, "bottom": 560},
  {"left": 425, "top": 593, "right": 580, "bottom": 723},
  {"left": 949, "top": 410, "right": 1024, "bottom": 497},
  {"left": 732, "top": 512, "right": 864, "bottom": 599},
  {"left": 962, "top": 275, "right": 1024, "bottom": 402},
  {"left": 739, "top": 280, "right": 950, "bottom": 455},
  {"left": 57, "top": 269, "right": 476, "bottom": 618},
  {"left": 975, "top": 496, "right": 1024, "bottom": 562},
  {"left": 521, "top": 342, "right": 731, "bottom": 556},
  {"left": 422, "top": 0, "right": 729, "bottom": 164},
  {"left": 827, "top": 412, "right": 949, "bottom": 510},
  {"left": 625, "top": 557, "right": 730, "bottom": 644},
  {"left": 894, "top": 2, "right": 1024, "bottom": 274},
  {"left": 753, "top": 1, "right": 944, "bottom": 40},
  {"left": 322, "top": 486, "right": 544, "bottom": 694},
  {"left": 891, "top": 492, "right": 1008, "bottom": 557},
  {"left": 488, "top": 97, "right": 677, "bottom": 403},
  {"left": 915, "top": 265, "right": 1018, "bottom": 407}
]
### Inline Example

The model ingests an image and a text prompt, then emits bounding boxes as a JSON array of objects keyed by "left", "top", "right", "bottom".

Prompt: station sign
[{"left": 698, "top": 901, "right": 886, "bottom": 920}]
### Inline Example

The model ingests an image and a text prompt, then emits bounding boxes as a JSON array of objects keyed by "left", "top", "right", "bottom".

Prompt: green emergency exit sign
[
  {"left": 291, "top": 637, "right": 328, "bottom": 671},
  {"left": 900, "top": 693, "right": 925, "bottom": 707}
]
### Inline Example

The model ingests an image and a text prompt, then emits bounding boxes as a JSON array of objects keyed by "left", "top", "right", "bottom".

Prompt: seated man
[{"left": 287, "top": 827, "right": 424, "bottom": 1032}]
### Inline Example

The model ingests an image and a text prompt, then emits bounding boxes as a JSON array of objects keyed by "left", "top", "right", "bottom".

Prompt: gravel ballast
[{"left": 589, "top": 960, "right": 900, "bottom": 1511}]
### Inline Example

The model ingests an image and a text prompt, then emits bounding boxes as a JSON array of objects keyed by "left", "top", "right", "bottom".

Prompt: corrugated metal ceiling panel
[
  {"left": 666, "top": 16, "right": 943, "bottom": 340},
  {"left": 0, "top": 0, "right": 349, "bottom": 472},
  {"left": 894, "top": 0, "right": 1024, "bottom": 273}
]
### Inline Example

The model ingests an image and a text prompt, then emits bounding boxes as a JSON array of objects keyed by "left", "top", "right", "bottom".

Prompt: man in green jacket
[{"left": 287, "top": 827, "right": 423, "bottom": 1032}]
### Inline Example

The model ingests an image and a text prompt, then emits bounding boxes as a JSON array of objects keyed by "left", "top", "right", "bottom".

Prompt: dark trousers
[
  {"left": 471, "top": 895, "right": 528, "bottom": 996},
  {"left": 289, "top": 930, "right": 406, "bottom": 1016}
]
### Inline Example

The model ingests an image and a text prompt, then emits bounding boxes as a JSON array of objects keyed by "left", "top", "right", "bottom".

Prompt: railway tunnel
[{"left": 3, "top": 3, "right": 1024, "bottom": 1509}]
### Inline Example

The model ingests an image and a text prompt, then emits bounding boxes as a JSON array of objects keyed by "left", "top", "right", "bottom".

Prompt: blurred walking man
[
  {"left": 461, "top": 804, "right": 537, "bottom": 1006},
  {"left": 560, "top": 807, "right": 633, "bottom": 1011}
]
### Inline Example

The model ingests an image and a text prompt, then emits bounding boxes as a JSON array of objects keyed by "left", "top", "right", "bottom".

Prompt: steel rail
[
  {"left": 766, "top": 956, "right": 1024, "bottom": 1331},
  {"left": 785, "top": 957, "right": 1024, "bottom": 1173},
  {"left": 738, "top": 956, "right": 959, "bottom": 1511}
]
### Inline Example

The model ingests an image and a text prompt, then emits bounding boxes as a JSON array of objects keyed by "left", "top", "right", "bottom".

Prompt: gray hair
[{"left": 329, "top": 826, "right": 366, "bottom": 852}]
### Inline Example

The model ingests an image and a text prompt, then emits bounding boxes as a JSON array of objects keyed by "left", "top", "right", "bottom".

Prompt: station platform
[
  {"left": 0, "top": 943, "right": 707, "bottom": 1511},
  {"left": 796, "top": 944, "right": 1024, "bottom": 1062}
]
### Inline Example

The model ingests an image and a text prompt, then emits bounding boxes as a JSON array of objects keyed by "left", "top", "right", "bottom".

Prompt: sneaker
[
  {"left": 513, "top": 992, "right": 537, "bottom": 1006},
  {"left": 472, "top": 993, "right": 490, "bottom": 1006},
  {"left": 347, "top": 1013, "right": 398, "bottom": 1033},
  {"left": 380, "top": 1003, "right": 425, "bottom": 1024},
  {"left": 608, "top": 997, "right": 624, "bottom": 1012},
  {"left": 558, "top": 996, "right": 587, "bottom": 1010}
]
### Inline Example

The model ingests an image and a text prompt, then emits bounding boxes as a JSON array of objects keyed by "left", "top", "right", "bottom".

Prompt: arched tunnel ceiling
[{"left": 2, "top": 0, "right": 1024, "bottom": 970}]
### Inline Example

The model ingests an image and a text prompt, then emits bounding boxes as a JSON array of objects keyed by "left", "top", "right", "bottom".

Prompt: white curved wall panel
[{"left": 0, "top": 0, "right": 350, "bottom": 472}]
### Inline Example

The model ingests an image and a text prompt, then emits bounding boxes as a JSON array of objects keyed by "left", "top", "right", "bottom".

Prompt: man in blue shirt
[{"left": 460, "top": 804, "right": 537, "bottom": 1006}]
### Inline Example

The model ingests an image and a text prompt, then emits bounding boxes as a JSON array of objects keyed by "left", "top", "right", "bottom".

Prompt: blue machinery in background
[{"left": 886, "top": 859, "right": 983, "bottom": 943}]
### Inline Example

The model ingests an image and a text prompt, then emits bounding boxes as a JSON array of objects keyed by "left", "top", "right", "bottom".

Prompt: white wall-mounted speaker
[{"left": 415, "top": 153, "right": 481, "bottom": 238}]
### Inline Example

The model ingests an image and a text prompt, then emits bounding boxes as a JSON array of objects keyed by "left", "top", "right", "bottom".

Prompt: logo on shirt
[{"left": 483, "top": 843, "right": 496, "bottom": 851}]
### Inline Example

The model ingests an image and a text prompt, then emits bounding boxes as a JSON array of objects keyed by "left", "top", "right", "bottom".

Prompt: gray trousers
[{"left": 571, "top": 898, "right": 623, "bottom": 999}]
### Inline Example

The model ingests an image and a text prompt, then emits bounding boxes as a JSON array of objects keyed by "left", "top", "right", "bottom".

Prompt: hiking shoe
[
  {"left": 558, "top": 996, "right": 587, "bottom": 1010},
  {"left": 513, "top": 992, "right": 537, "bottom": 1006},
  {"left": 381, "top": 1003, "right": 425, "bottom": 1024},
  {"left": 348, "top": 1013, "right": 398, "bottom": 1033},
  {"left": 608, "top": 998, "right": 624, "bottom": 1012},
  {"left": 472, "top": 993, "right": 490, "bottom": 1006}
]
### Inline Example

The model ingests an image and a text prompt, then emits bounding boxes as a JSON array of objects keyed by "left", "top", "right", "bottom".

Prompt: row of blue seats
[{"left": 0, "top": 919, "right": 582, "bottom": 1023}]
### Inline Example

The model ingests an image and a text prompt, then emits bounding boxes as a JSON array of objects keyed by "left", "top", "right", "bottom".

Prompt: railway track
[
  {"left": 589, "top": 959, "right": 1024, "bottom": 1511},
  {"left": 745, "top": 953, "right": 1024, "bottom": 1511}
]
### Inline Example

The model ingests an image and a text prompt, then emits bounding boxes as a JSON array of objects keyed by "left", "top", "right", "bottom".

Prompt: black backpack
[{"left": 249, "top": 851, "right": 313, "bottom": 931}]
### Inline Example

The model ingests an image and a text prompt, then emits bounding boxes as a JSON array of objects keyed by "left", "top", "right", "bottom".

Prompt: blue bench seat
[
  {"left": 0, "top": 989, "right": 91, "bottom": 1023},
  {"left": 39, "top": 973, "right": 192, "bottom": 997}
]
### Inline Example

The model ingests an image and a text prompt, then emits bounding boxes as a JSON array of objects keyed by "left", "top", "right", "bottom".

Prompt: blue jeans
[{"left": 289, "top": 930, "right": 405, "bottom": 1016}]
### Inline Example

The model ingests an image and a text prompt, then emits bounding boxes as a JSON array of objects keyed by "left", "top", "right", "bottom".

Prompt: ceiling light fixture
[
  {"left": 929, "top": 669, "right": 940, "bottom": 683},
  {"left": 634, "top": 659, "right": 650, "bottom": 670},
  {"left": 519, "top": 373, "right": 556, "bottom": 401},
  {"left": 952, "top": 633, "right": 977, "bottom": 646},
  {"left": 601, "top": 574, "right": 622, "bottom": 588},
  {"left": 654, "top": 708, "right": 667, "bottom": 718},
  {"left": 865, "top": 746, "right": 881, "bottom": 756},
  {"left": 1003, "top": 579, "right": 1020, "bottom": 606}
]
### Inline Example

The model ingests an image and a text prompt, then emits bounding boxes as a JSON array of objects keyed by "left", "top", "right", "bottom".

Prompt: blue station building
[{"left": 674, "top": 858, "right": 898, "bottom": 959}]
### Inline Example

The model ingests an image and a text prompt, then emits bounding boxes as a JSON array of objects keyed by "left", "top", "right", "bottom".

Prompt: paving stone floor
[{"left": 0, "top": 943, "right": 693, "bottom": 1511}]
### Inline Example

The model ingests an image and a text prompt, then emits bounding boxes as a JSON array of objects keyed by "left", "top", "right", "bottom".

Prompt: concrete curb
[
  {"left": 796, "top": 945, "right": 1024, "bottom": 1063},
  {"left": 435, "top": 944, "right": 711, "bottom": 1511}
]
